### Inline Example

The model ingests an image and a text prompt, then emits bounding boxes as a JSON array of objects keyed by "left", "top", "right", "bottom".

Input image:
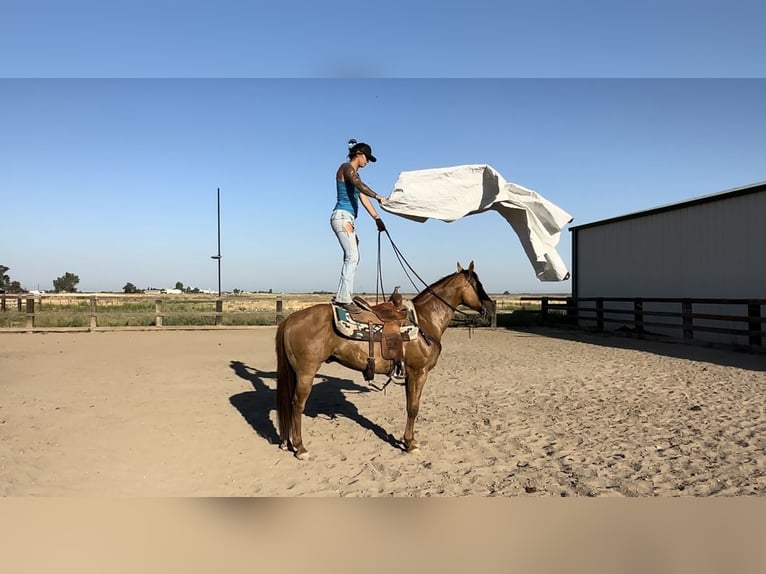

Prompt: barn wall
[
  {"left": 572, "top": 188, "right": 766, "bottom": 345},
  {"left": 574, "top": 191, "right": 766, "bottom": 299}
]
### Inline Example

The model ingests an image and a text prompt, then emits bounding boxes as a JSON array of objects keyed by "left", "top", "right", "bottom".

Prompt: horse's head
[{"left": 456, "top": 261, "right": 493, "bottom": 317}]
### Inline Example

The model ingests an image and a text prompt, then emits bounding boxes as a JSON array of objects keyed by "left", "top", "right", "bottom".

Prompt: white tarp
[{"left": 380, "top": 164, "right": 573, "bottom": 281}]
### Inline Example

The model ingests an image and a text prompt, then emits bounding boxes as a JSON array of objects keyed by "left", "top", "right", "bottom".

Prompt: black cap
[{"left": 349, "top": 141, "right": 376, "bottom": 162}]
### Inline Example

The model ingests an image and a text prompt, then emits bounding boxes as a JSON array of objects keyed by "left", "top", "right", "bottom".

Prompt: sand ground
[{"left": 1, "top": 326, "right": 765, "bottom": 496}]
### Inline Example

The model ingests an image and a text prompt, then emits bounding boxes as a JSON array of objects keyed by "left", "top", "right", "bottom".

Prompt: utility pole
[{"left": 211, "top": 187, "right": 222, "bottom": 298}]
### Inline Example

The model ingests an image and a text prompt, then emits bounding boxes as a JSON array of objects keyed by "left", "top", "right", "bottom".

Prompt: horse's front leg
[{"left": 402, "top": 368, "right": 428, "bottom": 452}]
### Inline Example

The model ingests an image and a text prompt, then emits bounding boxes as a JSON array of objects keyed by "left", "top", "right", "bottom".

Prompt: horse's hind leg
[{"left": 291, "top": 373, "right": 316, "bottom": 460}]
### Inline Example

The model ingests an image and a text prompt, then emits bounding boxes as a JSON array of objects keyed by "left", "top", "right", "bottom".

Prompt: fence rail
[
  {"left": 0, "top": 293, "right": 496, "bottom": 332},
  {"left": 0, "top": 294, "right": 290, "bottom": 331},
  {"left": 520, "top": 296, "right": 765, "bottom": 348},
  {"left": 4, "top": 293, "right": 762, "bottom": 348}
]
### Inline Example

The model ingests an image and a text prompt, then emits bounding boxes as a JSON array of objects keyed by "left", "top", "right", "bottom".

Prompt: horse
[{"left": 275, "top": 261, "right": 493, "bottom": 459}]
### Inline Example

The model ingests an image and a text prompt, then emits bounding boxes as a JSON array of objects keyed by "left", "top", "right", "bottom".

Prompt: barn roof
[{"left": 570, "top": 181, "right": 766, "bottom": 232}]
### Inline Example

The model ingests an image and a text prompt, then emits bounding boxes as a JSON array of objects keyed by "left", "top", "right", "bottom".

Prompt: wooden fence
[
  {"left": 0, "top": 294, "right": 289, "bottom": 331},
  {"left": 520, "top": 296, "right": 765, "bottom": 348},
  {"left": 0, "top": 294, "right": 497, "bottom": 332},
  {"left": 4, "top": 293, "right": 762, "bottom": 348}
]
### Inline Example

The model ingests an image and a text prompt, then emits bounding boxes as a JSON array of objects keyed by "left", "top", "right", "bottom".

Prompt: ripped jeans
[{"left": 330, "top": 209, "right": 360, "bottom": 304}]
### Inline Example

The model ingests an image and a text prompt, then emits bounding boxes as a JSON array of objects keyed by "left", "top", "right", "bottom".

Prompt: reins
[{"left": 375, "top": 229, "right": 475, "bottom": 319}]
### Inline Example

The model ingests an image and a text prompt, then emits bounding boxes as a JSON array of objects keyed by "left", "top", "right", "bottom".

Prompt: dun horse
[{"left": 275, "top": 261, "right": 493, "bottom": 458}]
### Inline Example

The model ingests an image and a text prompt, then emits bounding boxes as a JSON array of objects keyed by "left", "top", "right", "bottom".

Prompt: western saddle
[{"left": 345, "top": 288, "right": 409, "bottom": 382}]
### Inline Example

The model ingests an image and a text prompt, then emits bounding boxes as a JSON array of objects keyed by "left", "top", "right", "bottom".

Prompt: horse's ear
[
  {"left": 466, "top": 260, "right": 475, "bottom": 280},
  {"left": 457, "top": 262, "right": 464, "bottom": 272}
]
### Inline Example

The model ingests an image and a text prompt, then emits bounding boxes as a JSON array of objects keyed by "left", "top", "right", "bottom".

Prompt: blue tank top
[{"left": 334, "top": 179, "right": 359, "bottom": 217}]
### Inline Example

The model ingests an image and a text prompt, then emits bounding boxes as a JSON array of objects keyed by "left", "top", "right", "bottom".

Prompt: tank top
[{"left": 334, "top": 179, "right": 359, "bottom": 218}]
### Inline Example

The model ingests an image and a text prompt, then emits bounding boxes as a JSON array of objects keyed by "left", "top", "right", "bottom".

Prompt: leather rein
[{"left": 375, "top": 229, "right": 483, "bottom": 344}]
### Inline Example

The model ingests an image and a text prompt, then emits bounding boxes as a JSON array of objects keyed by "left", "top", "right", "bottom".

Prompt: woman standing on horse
[{"left": 331, "top": 139, "right": 387, "bottom": 313}]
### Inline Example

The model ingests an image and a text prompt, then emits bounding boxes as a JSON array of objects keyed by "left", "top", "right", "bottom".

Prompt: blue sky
[
  {"left": 2, "top": 0, "right": 765, "bottom": 78},
  {"left": 2, "top": 2, "right": 765, "bottom": 294}
]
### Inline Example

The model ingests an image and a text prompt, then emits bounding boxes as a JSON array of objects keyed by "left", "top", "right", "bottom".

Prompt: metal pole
[{"left": 211, "top": 187, "right": 222, "bottom": 298}]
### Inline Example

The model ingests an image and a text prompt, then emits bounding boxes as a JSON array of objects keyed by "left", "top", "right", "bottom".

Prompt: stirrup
[{"left": 390, "top": 361, "right": 406, "bottom": 384}]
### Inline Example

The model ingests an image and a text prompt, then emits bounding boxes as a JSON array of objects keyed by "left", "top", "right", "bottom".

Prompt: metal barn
[{"left": 569, "top": 182, "right": 766, "bottom": 347}]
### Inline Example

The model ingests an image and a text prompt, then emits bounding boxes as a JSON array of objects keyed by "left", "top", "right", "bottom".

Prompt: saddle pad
[{"left": 332, "top": 301, "right": 419, "bottom": 342}]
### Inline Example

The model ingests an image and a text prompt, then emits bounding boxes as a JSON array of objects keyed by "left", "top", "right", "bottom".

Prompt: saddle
[
  {"left": 350, "top": 296, "right": 409, "bottom": 361},
  {"left": 331, "top": 289, "right": 415, "bottom": 381}
]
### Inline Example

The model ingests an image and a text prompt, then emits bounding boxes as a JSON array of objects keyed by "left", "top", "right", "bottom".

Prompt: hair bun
[{"left": 348, "top": 139, "right": 357, "bottom": 149}]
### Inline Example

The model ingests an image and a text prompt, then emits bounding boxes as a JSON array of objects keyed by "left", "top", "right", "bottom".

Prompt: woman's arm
[
  {"left": 339, "top": 163, "right": 385, "bottom": 202},
  {"left": 359, "top": 194, "right": 381, "bottom": 220}
]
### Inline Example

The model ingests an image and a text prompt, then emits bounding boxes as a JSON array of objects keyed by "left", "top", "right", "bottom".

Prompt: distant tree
[
  {"left": 175, "top": 281, "right": 184, "bottom": 291},
  {"left": 232, "top": 288, "right": 241, "bottom": 295},
  {"left": 0, "top": 265, "right": 25, "bottom": 293},
  {"left": 123, "top": 282, "right": 139, "bottom": 294},
  {"left": 52, "top": 272, "right": 80, "bottom": 293},
  {"left": 0, "top": 265, "right": 9, "bottom": 290}
]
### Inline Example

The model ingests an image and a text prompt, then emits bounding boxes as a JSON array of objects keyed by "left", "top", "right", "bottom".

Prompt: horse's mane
[{"left": 412, "top": 270, "right": 469, "bottom": 304}]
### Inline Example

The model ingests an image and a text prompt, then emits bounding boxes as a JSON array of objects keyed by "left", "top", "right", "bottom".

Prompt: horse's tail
[{"left": 275, "top": 320, "right": 296, "bottom": 444}]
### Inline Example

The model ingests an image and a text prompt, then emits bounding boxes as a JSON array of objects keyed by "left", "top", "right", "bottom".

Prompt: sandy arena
[{"left": 1, "top": 326, "right": 765, "bottom": 496}]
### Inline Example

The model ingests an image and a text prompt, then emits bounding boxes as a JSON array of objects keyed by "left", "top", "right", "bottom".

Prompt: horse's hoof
[
  {"left": 279, "top": 441, "right": 289, "bottom": 451},
  {"left": 295, "top": 449, "right": 310, "bottom": 460},
  {"left": 403, "top": 439, "right": 420, "bottom": 453}
]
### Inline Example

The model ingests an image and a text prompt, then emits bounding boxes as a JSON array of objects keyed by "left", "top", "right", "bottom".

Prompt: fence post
[
  {"left": 215, "top": 299, "right": 223, "bottom": 326},
  {"left": 1, "top": 293, "right": 5, "bottom": 312},
  {"left": 748, "top": 301, "right": 762, "bottom": 347},
  {"left": 90, "top": 297, "right": 97, "bottom": 330},
  {"left": 18, "top": 296, "right": 23, "bottom": 312},
  {"left": 155, "top": 299, "right": 163, "bottom": 327},
  {"left": 25, "top": 297, "right": 35, "bottom": 329},
  {"left": 596, "top": 298, "right": 604, "bottom": 331},
  {"left": 634, "top": 298, "right": 644, "bottom": 334},
  {"left": 276, "top": 297, "right": 284, "bottom": 323},
  {"left": 682, "top": 299, "right": 693, "bottom": 340},
  {"left": 566, "top": 297, "right": 577, "bottom": 325},
  {"left": 489, "top": 299, "right": 497, "bottom": 329},
  {"left": 540, "top": 297, "right": 549, "bottom": 324}
]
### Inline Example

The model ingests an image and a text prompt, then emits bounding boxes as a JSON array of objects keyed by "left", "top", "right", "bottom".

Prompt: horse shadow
[{"left": 228, "top": 360, "right": 403, "bottom": 450}]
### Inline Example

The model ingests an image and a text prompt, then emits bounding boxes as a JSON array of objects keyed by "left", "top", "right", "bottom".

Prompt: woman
[{"left": 331, "top": 139, "right": 387, "bottom": 313}]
